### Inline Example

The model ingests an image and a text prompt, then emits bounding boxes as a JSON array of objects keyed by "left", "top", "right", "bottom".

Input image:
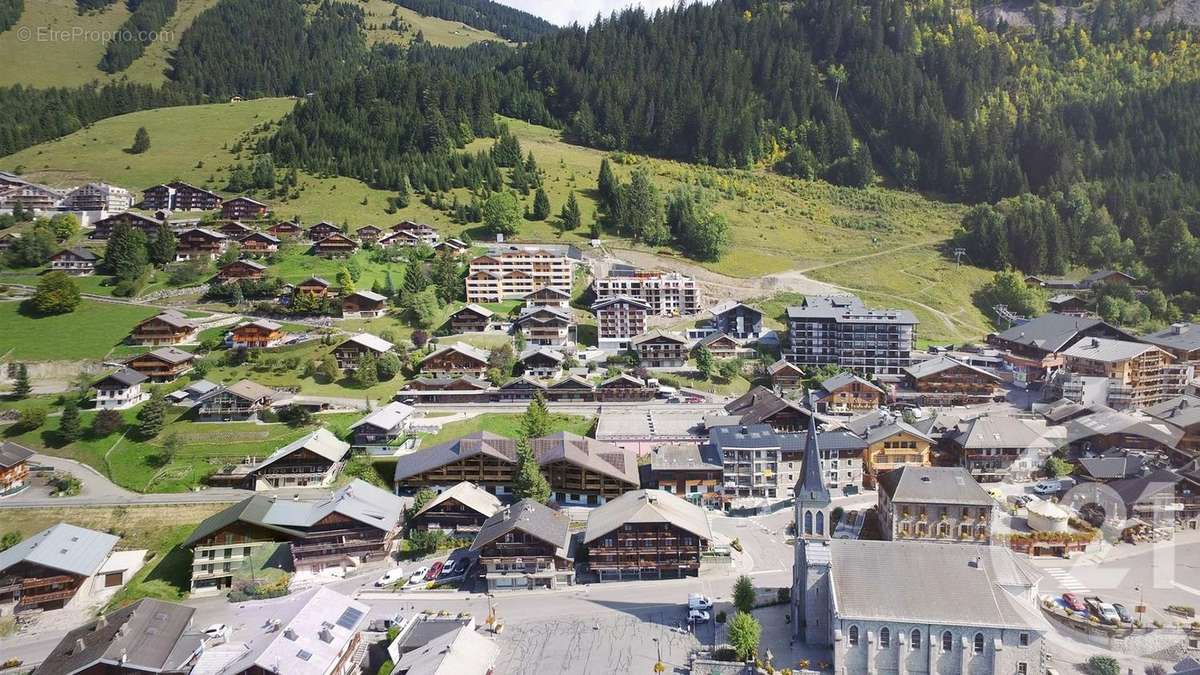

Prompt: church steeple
[{"left": 794, "top": 389, "right": 831, "bottom": 540}]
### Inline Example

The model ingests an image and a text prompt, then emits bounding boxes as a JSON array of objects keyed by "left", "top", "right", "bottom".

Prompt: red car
[
  {"left": 1062, "top": 593, "right": 1087, "bottom": 612},
  {"left": 423, "top": 561, "right": 444, "bottom": 581}
]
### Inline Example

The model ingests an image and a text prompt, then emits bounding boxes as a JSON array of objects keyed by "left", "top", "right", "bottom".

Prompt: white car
[
  {"left": 407, "top": 567, "right": 429, "bottom": 586},
  {"left": 1096, "top": 602, "right": 1121, "bottom": 625},
  {"left": 375, "top": 568, "right": 406, "bottom": 587},
  {"left": 688, "top": 609, "right": 710, "bottom": 624},
  {"left": 203, "top": 624, "right": 228, "bottom": 642},
  {"left": 1032, "top": 481, "right": 1061, "bottom": 495},
  {"left": 688, "top": 594, "right": 713, "bottom": 610}
]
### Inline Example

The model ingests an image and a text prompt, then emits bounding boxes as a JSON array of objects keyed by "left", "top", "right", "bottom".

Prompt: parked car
[
  {"left": 688, "top": 609, "right": 710, "bottom": 624},
  {"left": 1089, "top": 598, "right": 1120, "bottom": 625},
  {"left": 1032, "top": 481, "right": 1061, "bottom": 495},
  {"left": 375, "top": 568, "right": 406, "bottom": 587},
  {"left": 1112, "top": 603, "right": 1133, "bottom": 623},
  {"left": 424, "top": 562, "right": 444, "bottom": 581},
  {"left": 203, "top": 624, "right": 227, "bottom": 638},
  {"left": 685, "top": 396, "right": 704, "bottom": 404},
  {"left": 451, "top": 557, "right": 471, "bottom": 574},
  {"left": 1063, "top": 593, "right": 1087, "bottom": 612},
  {"left": 407, "top": 567, "right": 429, "bottom": 586},
  {"left": 688, "top": 594, "right": 713, "bottom": 610}
]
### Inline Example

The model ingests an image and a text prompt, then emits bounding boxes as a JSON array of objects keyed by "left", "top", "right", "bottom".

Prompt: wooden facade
[
  {"left": 333, "top": 341, "right": 390, "bottom": 371},
  {"left": 217, "top": 259, "right": 267, "bottom": 283},
  {"left": 230, "top": 321, "right": 285, "bottom": 348},
  {"left": 0, "top": 561, "right": 86, "bottom": 612},
  {"left": 216, "top": 220, "right": 255, "bottom": 238},
  {"left": 821, "top": 377, "right": 885, "bottom": 414},
  {"left": 355, "top": 225, "right": 382, "bottom": 243},
  {"left": 341, "top": 292, "right": 387, "bottom": 319},
  {"left": 142, "top": 182, "right": 221, "bottom": 211},
  {"left": 449, "top": 305, "right": 494, "bottom": 333},
  {"left": 633, "top": 332, "right": 688, "bottom": 368},
  {"left": 420, "top": 348, "right": 489, "bottom": 378},
  {"left": 176, "top": 228, "right": 228, "bottom": 260},
  {"left": 863, "top": 430, "right": 933, "bottom": 488},
  {"left": 266, "top": 220, "right": 303, "bottom": 238},
  {"left": 221, "top": 196, "right": 268, "bottom": 221},
  {"left": 125, "top": 349, "right": 194, "bottom": 381},
  {"left": 587, "top": 521, "right": 706, "bottom": 579},
  {"left": 306, "top": 222, "right": 340, "bottom": 240},
  {"left": 130, "top": 314, "right": 197, "bottom": 346},
  {"left": 238, "top": 231, "right": 280, "bottom": 255},
  {"left": 313, "top": 232, "right": 358, "bottom": 258},
  {"left": 90, "top": 212, "right": 160, "bottom": 240},
  {"left": 295, "top": 277, "right": 332, "bottom": 297},
  {"left": 903, "top": 360, "right": 1002, "bottom": 405},
  {"left": 410, "top": 495, "right": 495, "bottom": 533}
]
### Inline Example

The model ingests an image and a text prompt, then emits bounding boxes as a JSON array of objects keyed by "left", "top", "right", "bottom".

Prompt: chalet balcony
[
  {"left": 18, "top": 586, "right": 78, "bottom": 608},
  {"left": 21, "top": 575, "right": 75, "bottom": 590}
]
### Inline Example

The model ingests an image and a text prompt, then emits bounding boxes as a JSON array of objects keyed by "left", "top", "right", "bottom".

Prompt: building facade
[
  {"left": 583, "top": 489, "right": 711, "bottom": 581},
  {"left": 785, "top": 295, "right": 917, "bottom": 377},
  {"left": 593, "top": 268, "right": 699, "bottom": 316},
  {"left": 593, "top": 295, "right": 651, "bottom": 352},
  {"left": 466, "top": 249, "right": 573, "bottom": 302},
  {"left": 877, "top": 466, "right": 994, "bottom": 543}
]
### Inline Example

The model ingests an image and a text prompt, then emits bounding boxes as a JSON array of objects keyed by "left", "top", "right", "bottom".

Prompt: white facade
[
  {"left": 466, "top": 250, "right": 573, "bottom": 302},
  {"left": 94, "top": 383, "right": 149, "bottom": 410},
  {"left": 62, "top": 183, "right": 132, "bottom": 212},
  {"left": 834, "top": 621, "right": 1044, "bottom": 675}
]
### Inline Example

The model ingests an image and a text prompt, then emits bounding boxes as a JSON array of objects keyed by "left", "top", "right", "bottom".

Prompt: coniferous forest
[{"left": 393, "top": 0, "right": 556, "bottom": 42}]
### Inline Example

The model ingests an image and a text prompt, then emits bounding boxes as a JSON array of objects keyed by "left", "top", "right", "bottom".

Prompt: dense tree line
[
  {"left": 168, "top": 0, "right": 367, "bottom": 97},
  {"left": 393, "top": 0, "right": 556, "bottom": 42},
  {"left": 0, "top": 0, "right": 22, "bottom": 33},
  {"left": 99, "top": 0, "right": 179, "bottom": 73},
  {"left": 76, "top": 0, "right": 118, "bottom": 11}
]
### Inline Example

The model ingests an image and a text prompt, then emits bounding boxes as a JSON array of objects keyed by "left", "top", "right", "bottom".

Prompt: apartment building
[
  {"left": 1058, "top": 337, "right": 1190, "bottom": 410},
  {"left": 785, "top": 295, "right": 917, "bottom": 377},
  {"left": 465, "top": 249, "right": 573, "bottom": 302},
  {"left": 709, "top": 424, "right": 781, "bottom": 500},
  {"left": 593, "top": 295, "right": 651, "bottom": 352},
  {"left": 593, "top": 266, "right": 699, "bottom": 316},
  {"left": 877, "top": 466, "right": 994, "bottom": 543},
  {"left": 61, "top": 182, "right": 132, "bottom": 212}
]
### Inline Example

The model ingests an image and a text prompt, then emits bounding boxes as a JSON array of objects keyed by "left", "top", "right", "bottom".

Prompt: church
[{"left": 790, "top": 393, "right": 1050, "bottom": 675}]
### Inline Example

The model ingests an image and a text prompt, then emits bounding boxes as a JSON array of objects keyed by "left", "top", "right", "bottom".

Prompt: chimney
[
  {"left": 1172, "top": 323, "right": 1189, "bottom": 335},
  {"left": 95, "top": 615, "right": 107, "bottom": 630},
  {"left": 1091, "top": 338, "right": 1100, "bottom": 348},
  {"left": 283, "top": 628, "right": 297, "bottom": 640},
  {"left": 319, "top": 628, "right": 334, "bottom": 643},
  {"left": 75, "top": 638, "right": 86, "bottom": 654}
]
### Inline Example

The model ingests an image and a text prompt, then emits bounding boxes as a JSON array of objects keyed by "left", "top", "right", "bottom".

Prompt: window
[
  {"left": 804, "top": 511, "right": 813, "bottom": 535},
  {"left": 848, "top": 625, "right": 859, "bottom": 646},
  {"left": 973, "top": 633, "right": 985, "bottom": 654},
  {"left": 879, "top": 627, "right": 890, "bottom": 648},
  {"left": 911, "top": 629, "right": 921, "bottom": 650},
  {"left": 816, "top": 511, "right": 825, "bottom": 536},
  {"left": 1019, "top": 632, "right": 1029, "bottom": 647},
  {"left": 1017, "top": 663, "right": 1027, "bottom": 675},
  {"left": 941, "top": 631, "right": 953, "bottom": 653}
]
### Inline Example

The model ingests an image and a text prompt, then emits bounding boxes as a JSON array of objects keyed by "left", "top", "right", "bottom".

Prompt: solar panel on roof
[
  {"left": 335, "top": 606, "right": 364, "bottom": 630},
  {"left": 297, "top": 650, "right": 312, "bottom": 661}
]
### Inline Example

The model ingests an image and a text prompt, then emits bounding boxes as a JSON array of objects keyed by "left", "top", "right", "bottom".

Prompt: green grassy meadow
[
  {"left": 416, "top": 412, "right": 595, "bottom": 449},
  {"left": 0, "top": 298, "right": 159, "bottom": 361}
]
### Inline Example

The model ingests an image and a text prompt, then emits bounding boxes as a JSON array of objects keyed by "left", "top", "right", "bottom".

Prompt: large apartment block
[
  {"left": 466, "top": 249, "right": 573, "bottom": 302},
  {"left": 785, "top": 295, "right": 917, "bottom": 377},
  {"left": 593, "top": 267, "right": 699, "bottom": 316},
  {"left": 61, "top": 182, "right": 132, "bottom": 212},
  {"left": 1058, "top": 337, "right": 1190, "bottom": 410}
]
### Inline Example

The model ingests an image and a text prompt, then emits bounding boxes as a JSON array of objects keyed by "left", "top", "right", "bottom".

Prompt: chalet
[
  {"left": 92, "top": 368, "right": 149, "bottom": 410},
  {"left": 705, "top": 300, "right": 763, "bottom": 340},
  {"left": 845, "top": 412, "right": 934, "bottom": 488},
  {"left": 312, "top": 232, "right": 358, "bottom": 258},
  {"left": 987, "top": 313, "right": 1137, "bottom": 384},
  {"left": 36, "top": 599, "right": 203, "bottom": 675},
  {"left": 518, "top": 347, "right": 565, "bottom": 379},
  {"left": 497, "top": 376, "right": 547, "bottom": 402},
  {"left": 1048, "top": 294, "right": 1089, "bottom": 316},
  {"left": 646, "top": 444, "right": 724, "bottom": 507},
  {"left": 0, "top": 232, "right": 19, "bottom": 252},
  {"left": 208, "top": 428, "right": 350, "bottom": 491},
  {"left": 419, "top": 342, "right": 490, "bottom": 378},
  {"left": 817, "top": 372, "right": 885, "bottom": 414},
  {"left": 220, "top": 196, "right": 268, "bottom": 221},
  {"left": 1062, "top": 407, "right": 1184, "bottom": 457},
  {"left": 1082, "top": 269, "right": 1136, "bottom": 288},
  {"left": 390, "top": 220, "right": 439, "bottom": 244},
  {"left": 130, "top": 310, "right": 199, "bottom": 345},
  {"left": 348, "top": 402, "right": 414, "bottom": 450},
  {"left": 524, "top": 286, "right": 570, "bottom": 309},
  {"left": 378, "top": 230, "right": 425, "bottom": 248},
  {"left": 514, "top": 305, "right": 573, "bottom": 347},
  {"left": 1145, "top": 395, "right": 1200, "bottom": 456},
  {"left": 1058, "top": 337, "right": 1186, "bottom": 409},
  {"left": 355, "top": 224, "right": 383, "bottom": 244},
  {"left": 333, "top": 333, "right": 394, "bottom": 371},
  {"left": 1143, "top": 323, "right": 1200, "bottom": 363},
  {"left": 196, "top": 379, "right": 278, "bottom": 421},
  {"left": 724, "top": 386, "right": 815, "bottom": 432},
  {"left": 432, "top": 237, "right": 468, "bottom": 256},
  {"left": 216, "top": 220, "right": 255, "bottom": 238},
  {"left": 470, "top": 498, "right": 574, "bottom": 591},
  {"left": 90, "top": 211, "right": 161, "bottom": 240},
  {"left": 0, "top": 181, "right": 62, "bottom": 212},
  {"left": 396, "top": 376, "right": 493, "bottom": 404},
  {"left": 695, "top": 332, "right": 743, "bottom": 360},
  {"left": 295, "top": 276, "right": 332, "bottom": 297},
  {"left": 409, "top": 481, "right": 501, "bottom": 534},
  {"left": 185, "top": 481, "right": 401, "bottom": 591},
  {"left": 768, "top": 359, "right": 806, "bottom": 390},
  {"left": 175, "top": 227, "right": 228, "bottom": 260},
  {"left": 901, "top": 355, "right": 1003, "bottom": 405},
  {"left": 583, "top": 489, "right": 711, "bottom": 581},
  {"left": 0, "top": 523, "right": 122, "bottom": 613},
  {"left": 593, "top": 295, "right": 651, "bottom": 352},
  {"left": 48, "top": 247, "right": 99, "bottom": 275},
  {"left": 0, "top": 442, "right": 35, "bottom": 497},
  {"left": 546, "top": 374, "right": 597, "bottom": 402},
  {"left": 632, "top": 330, "right": 688, "bottom": 368},
  {"left": 126, "top": 347, "right": 195, "bottom": 381},
  {"left": 306, "top": 221, "right": 341, "bottom": 241},
  {"left": 229, "top": 319, "right": 286, "bottom": 348},
  {"left": 448, "top": 304, "right": 495, "bottom": 333},
  {"left": 266, "top": 220, "right": 303, "bottom": 238},
  {"left": 393, "top": 431, "right": 640, "bottom": 505},
  {"left": 142, "top": 181, "right": 221, "bottom": 211},
  {"left": 948, "top": 416, "right": 1057, "bottom": 482},
  {"left": 1076, "top": 453, "right": 1147, "bottom": 482},
  {"left": 237, "top": 230, "right": 280, "bottom": 255},
  {"left": 342, "top": 290, "right": 388, "bottom": 319},
  {"left": 597, "top": 373, "right": 656, "bottom": 402},
  {"left": 216, "top": 258, "right": 267, "bottom": 283}
]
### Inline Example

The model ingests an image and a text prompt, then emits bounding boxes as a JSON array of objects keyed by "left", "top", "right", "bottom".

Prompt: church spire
[{"left": 795, "top": 389, "right": 830, "bottom": 504}]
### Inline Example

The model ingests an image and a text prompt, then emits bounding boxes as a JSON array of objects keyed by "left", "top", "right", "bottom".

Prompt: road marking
[
  {"left": 1174, "top": 581, "right": 1200, "bottom": 598},
  {"left": 1045, "top": 568, "right": 1088, "bottom": 592}
]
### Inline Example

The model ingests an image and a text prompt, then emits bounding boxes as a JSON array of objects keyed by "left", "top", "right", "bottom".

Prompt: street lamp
[{"left": 1133, "top": 586, "right": 1146, "bottom": 624}]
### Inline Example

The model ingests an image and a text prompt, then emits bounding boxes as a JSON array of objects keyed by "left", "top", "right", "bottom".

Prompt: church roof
[{"left": 795, "top": 390, "right": 830, "bottom": 505}]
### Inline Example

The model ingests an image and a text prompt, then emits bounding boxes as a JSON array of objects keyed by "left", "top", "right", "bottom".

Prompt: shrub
[
  {"left": 1086, "top": 655, "right": 1121, "bottom": 675},
  {"left": 15, "top": 406, "right": 47, "bottom": 433}
]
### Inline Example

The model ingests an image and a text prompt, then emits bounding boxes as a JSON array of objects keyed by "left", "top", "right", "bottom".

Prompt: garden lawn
[
  {"left": 417, "top": 412, "right": 595, "bottom": 449},
  {"left": 0, "top": 298, "right": 158, "bottom": 361}
]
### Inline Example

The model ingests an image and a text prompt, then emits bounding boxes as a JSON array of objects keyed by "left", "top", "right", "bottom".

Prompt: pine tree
[
  {"left": 385, "top": 270, "right": 397, "bottom": 298},
  {"left": 403, "top": 259, "right": 429, "bottom": 298},
  {"left": 431, "top": 252, "right": 460, "bottom": 303},
  {"left": 560, "top": 192, "right": 581, "bottom": 231},
  {"left": 524, "top": 152, "right": 541, "bottom": 188},
  {"left": 130, "top": 126, "right": 151, "bottom": 154},
  {"left": 31, "top": 271, "right": 81, "bottom": 315},
  {"left": 510, "top": 159, "right": 529, "bottom": 194},
  {"left": 148, "top": 222, "right": 178, "bottom": 265},
  {"left": 695, "top": 345, "right": 714, "bottom": 380},
  {"left": 520, "top": 393, "right": 551, "bottom": 439},
  {"left": 395, "top": 176, "right": 411, "bottom": 208},
  {"left": 531, "top": 188, "right": 551, "bottom": 221},
  {"left": 11, "top": 364, "right": 31, "bottom": 399},
  {"left": 92, "top": 408, "right": 123, "bottom": 437},
  {"left": 356, "top": 354, "right": 379, "bottom": 387},
  {"left": 512, "top": 437, "right": 551, "bottom": 504},
  {"left": 597, "top": 158, "right": 617, "bottom": 213},
  {"left": 104, "top": 223, "right": 149, "bottom": 282},
  {"left": 136, "top": 392, "right": 168, "bottom": 439},
  {"left": 58, "top": 399, "right": 82, "bottom": 443}
]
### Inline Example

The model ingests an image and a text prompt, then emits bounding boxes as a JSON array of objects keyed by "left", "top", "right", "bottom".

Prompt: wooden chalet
[
  {"left": 216, "top": 220, "right": 255, "bottom": 238},
  {"left": 306, "top": 221, "right": 340, "bottom": 241},
  {"left": 0, "top": 232, "right": 19, "bottom": 253},
  {"left": 902, "top": 355, "right": 1003, "bottom": 405},
  {"left": 397, "top": 377, "right": 493, "bottom": 404},
  {"left": 519, "top": 347, "right": 565, "bottom": 379},
  {"left": 583, "top": 489, "right": 711, "bottom": 580},
  {"left": 266, "top": 220, "right": 303, "bottom": 238},
  {"left": 432, "top": 238, "right": 468, "bottom": 256},
  {"left": 419, "top": 342, "right": 491, "bottom": 378},
  {"left": 341, "top": 290, "right": 388, "bottom": 319},
  {"left": 0, "top": 523, "right": 119, "bottom": 612},
  {"left": 409, "top": 481, "right": 502, "bottom": 534},
  {"left": 229, "top": 319, "right": 286, "bottom": 348},
  {"left": 695, "top": 332, "right": 743, "bottom": 359},
  {"left": 470, "top": 499, "right": 574, "bottom": 591},
  {"left": 496, "top": 376, "right": 547, "bottom": 402},
  {"left": 175, "top": 227, "right": 228, "bottom": 260},
  {"left": 196, "top": 379, "right": 278, "bottom": 421},
  {"left": 523, "top": 286, "right": 571, "bottom": 309},
  {"left": 597, "top": 373, "right": 656, "bottom": 402},
  {"left": 126, "top": 347, "right": 195, "bottom": 381},
  {"left": 768, "top": 359, "right": 805, "bottom": 390},
  {"left": 378, "top": 230, "right": 424, "bottom": 248},
  {"left": 448, "top": 304, "right": 495, "bottom": 333},
  {"left": 348, "top": 402, "right": 413, "bottom": 449},
  {"left": 208, "top": 428, "right": 349, "bottom": 490},
  {"left": 89, "top": 211, "right": 161, "bottom": 240},
  {"left": 647, "top": 444, "right": 724, "bottom": 507},
  {"left": 389, "top": 220, "right": 439, "bottom": 244},
  {"left": 130, "top": 311, "right": 198, "bottom": 346},
  {"left": 632, "top": 330, "right": 688, "bottom": 368},
  {"left": 514, "top": 306, "right": 573, "bottom": 347},
  {"left": 355, "top": 225, "right": 383, "bottom": 244},
  {"left": 333, "top": 333, "right": 394, "bottom": 371},
  {"left": 48, "top": 247, "right": 99, "bottom": 276},
  {"left": 216, "top": 258, "right": 267, "bottom": 283},
  {"left": 546, "top": 374, "right": 595, "bottom": 402},
  {"left": 312, "top": 232, "right": 358, "bottom": 258},
  {"left": 220, "top": 196, "right": 268, "bottom": 221},
  {"left": 142, "top": 181, "right": 221, "bottom": 211},
  {"left": 1048, "top": 294, "right": 1089, "bottom": 316},
  {"left": 0, "top": 441, "right": 34, "bottom": 497},
  {"left": 724, "top": 386, "right": 815, "bottom": 432},
  {"left": 295, "top": 276, "right": 332, "bottom": 297},
  {"left": 818, "top": 371, "right": 886, "bottom": 414},
  {"left": 238, "top": 230, "right": 280, "bottom": 255}
]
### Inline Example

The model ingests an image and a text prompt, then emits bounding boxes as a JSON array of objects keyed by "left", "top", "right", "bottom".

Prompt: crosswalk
[{"left": 1044, "top": 567, "right": 1088, "bottom": 592}]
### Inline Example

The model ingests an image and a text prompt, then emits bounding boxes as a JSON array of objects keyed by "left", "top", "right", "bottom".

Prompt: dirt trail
[{"left": 604, "top": 247, "right": 838, "bottom": 303}]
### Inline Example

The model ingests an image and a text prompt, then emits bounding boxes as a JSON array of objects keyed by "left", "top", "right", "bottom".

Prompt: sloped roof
[
  {"left": 592, "top": 294, "right": 652, "bottom": 312},
  {"left": 532, "top": 431, "right": 639, "bottom": 486},
  {"left": 1061, "top": 337, "right": 1164, "bottom": 363},
  {"left": 178, "top": 227, "right": 227, "bottom": 240},
  {"left": 650, "top": 443, "right": 723, "bottom": 472},
  {"left": 992, "top": 313, "right": 1133, "bottom": 353},
  {"left": 255, "top": 428, "right": 350, "bottom": 472},
  {"left": 877, "top": 466, "right": 992, "bottom": 505},
  {"left": 519, "top": 346, "right": 564, "bottom": 364},
  {"left": 795, "top": 391, "right": 830, "bottom": 503},
  {"left": 1064, "top": 409, "right": 1183, "bottom": 447},
  {"left": 698, "top": 332, "right": 740, "bottom": 348},
  {"left": 599, "top": 373, "right": 646, "bottom": 388},
  {"left": 707, "top": 299, "right": 761, "bottom": 318},
  {"left": 1144, "top": 395, "right": 1200, "bottom": 430},
  {"left": 299, "top": 276, "right": 330, "bottom": 287},
  {"left": 0, "top": 522, "right": 118, "bottom": 578},
  {"left": 1108, "top": 469, "right": 1182, "bottom": 506},
  {"left": 452, "top": 303, "right": 494, "bottom": 319},
  {"left": 724, "top": 386, "right": 815, "bottom": 426},
  {"left": 339, "top": 333, "right": 394, "bottom": 354},
  {"left": 470, "top": 498, "right": 571, "bottom": 558},
  {"left": 38, "top": 599, "right": 201, "bottom": 675},
  {"left": 222, "top": 258, "right": 267, "bottom": 271},
  {"left": 131, "top": 347, "right": 196, "bottom": 366},
  {"left": 346, "top": 289, "right": 387, "bottom": 303},
  {"left": 821, "top": 371, "right": 885, "bottom": 393},
  {"left": 54, "top": 246, "right": 99, "bottom": 261},
  {"left": 1142, "top": 323, "right": 1200, "bottom": 354},
  {"left": 950, "top": 416, "right": 1057, "bottom": 451},
  {"left": 141, "top": 311, "right": 198, "bottom": 330},
  {"left": 1078, "top": 454, "right": 1145, "bottom": 480},
  {"left": 393, "top": 624, "right": 497, "bottom": 675},
  {"left": 348, "top": 402, "right": 414, "bottom": 432},
  {"left": 0, "top": 441, "right": 35, "bottom": 469},
  {"left": 515, "top": 305, "right": 572, "bottom": 325},
  {"left": 422, "top": 341, "right": 490, "bottom": 365},
  {"left": 240, "top": 231, "right": 280, "bottom": 244},
  {"left": 94, "top": 367, "right": 147, "bottom": 389},
  {"left": 632, "top": 329, "right": 687, "bottom": 346},
  {"left": 413, "top": 481, "right": 502, "bottom": 521},
  {"left": 768, "top": 359, "right": 804, "bottom": 376},
  {"left": 394, "top": 432, "right": 516, "bottom": 481},
  {"left": 584, "top": 489, "right": 712, "bottom": 544},
  {"left": 904, "top": 355, "right": 1001, "bottom": 382},
  {"left": 207, "top": 378, "right": 277, "bottom": 404},
  {"left": 235, "top": 318, "right": 283, "bottom": 332}
]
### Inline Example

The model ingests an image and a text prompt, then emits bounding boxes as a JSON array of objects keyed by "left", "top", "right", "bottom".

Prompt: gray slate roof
[
  {"left": 348, "top": 401, "right": 414, "bottom": 432},
  {"left": 821, "top": 371, "right": 883, "bottom": 393},
  {"left": 136, "top": 347, "right": 195, "bottom": 365},
  {"left": 992, "top": 313, "right": 1130, "bottom": 353},
  {"left": 1144, "top": 395, "right": 1200, "bottom": 429},
  {"left": 413, "top": 481, "right": 503, "bottom": 520},
  {"left": 470, "top": 498, "right": 572, "bottom": 558},
  {"left": 37, "top": 599, "right": 201, "bottom": 675},
  {"left": 0, "top": 522, "right": 118, "bottom": 577},
  {"left": 1078, "top": 454, "right": 1145, "bottom": 480},
  {"left": 255, "top": 428, "right": 350, "bottom": 472},
  {"left": 650, "top": 443, "right": 723, "bottom": 472},
  {"left": 877, "top": 466, "right": 993, "bottom": 506},
  {"left": 583, "top": 489, "right": 712, "bottom": 544},
  {"left": 393, "top": 623, "right": 498, "bottom": 675},
  {"left": 95, "top": 367, "right": 148, "bottom": 389},
  {"left": 339, "top": 333, "right": 394, "bottom": 354},
  {"left": 1060, "top": 337, "right": 1162, "bottom": 363},
  {"left": 0, "top": 441, "right": 34, "bottom": 469},
  {"left": 422, "top": 341, "right": 490, "bottom": 365},
  {"left": 1142, "top": 324, "right": 1200, "bottom": 354},
  {"left": 904, "top": 355, "right": 1000, "bottom": 382}
]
